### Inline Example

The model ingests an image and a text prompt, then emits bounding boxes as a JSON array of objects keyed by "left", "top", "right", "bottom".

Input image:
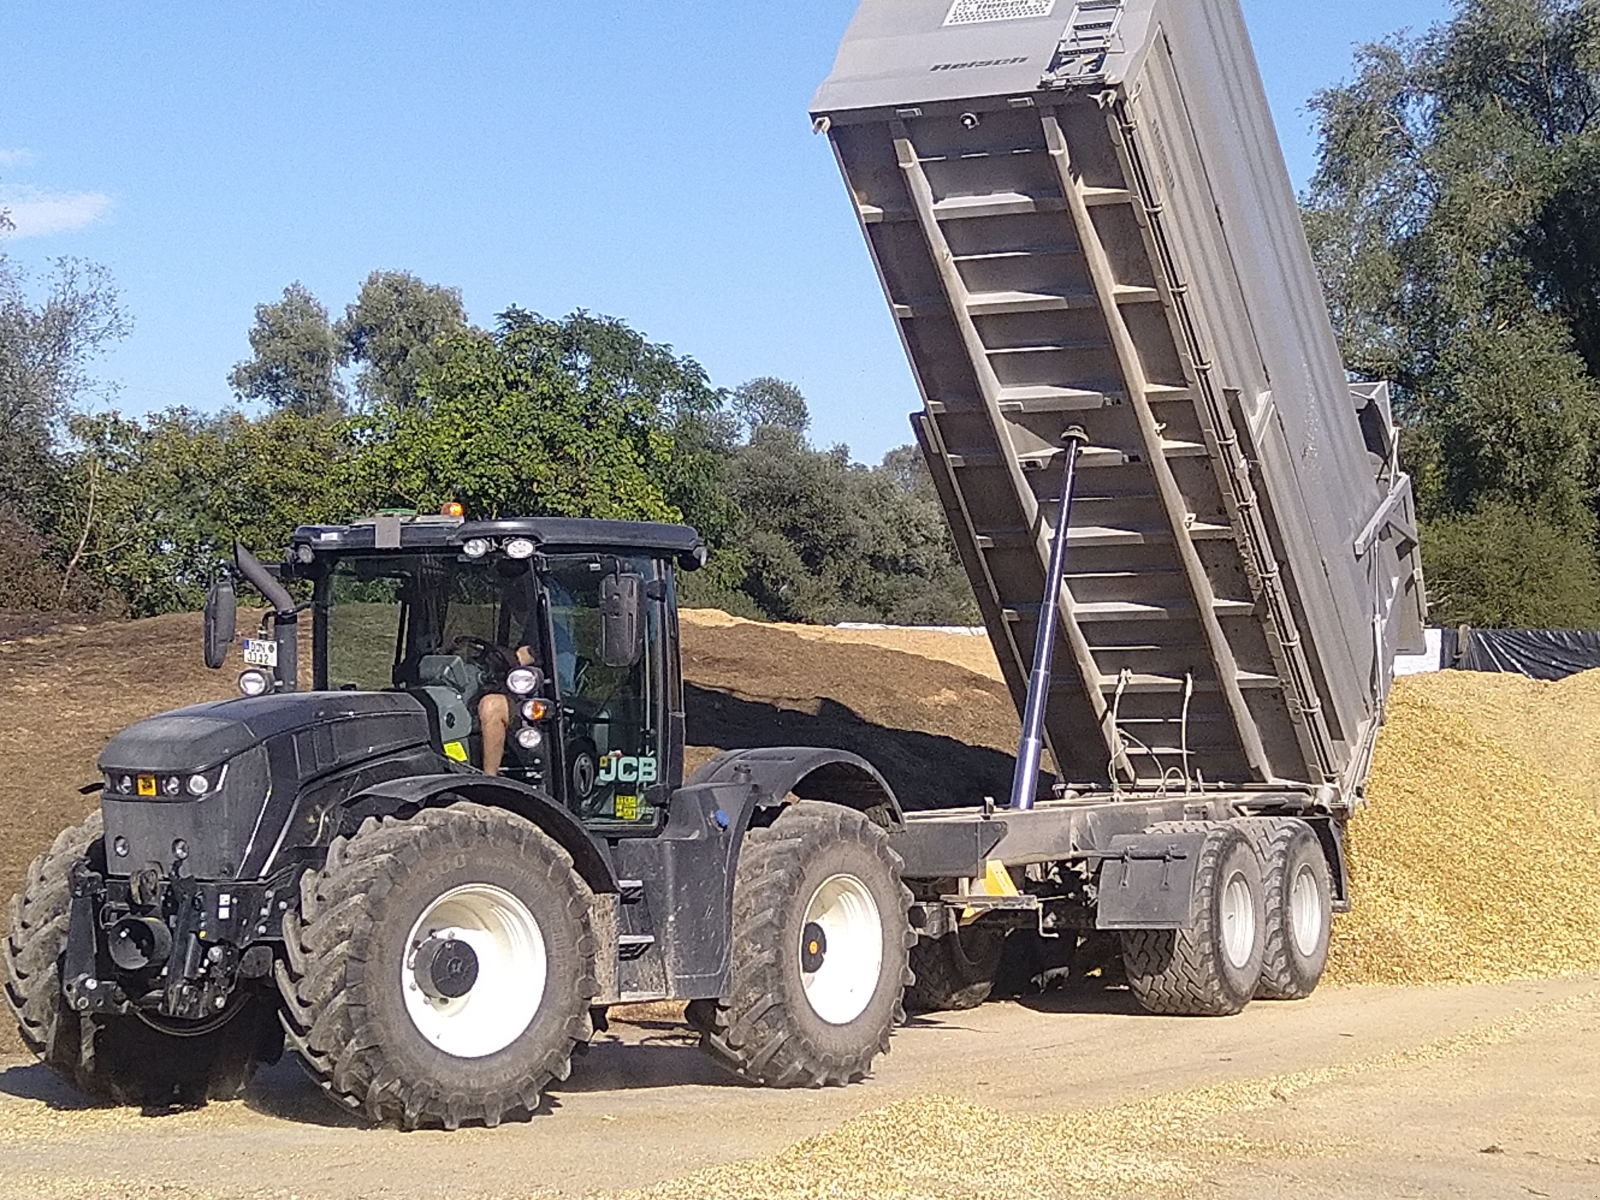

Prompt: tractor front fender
[{"left": 343, "top": 773, "right": 616, "bottom": 896}]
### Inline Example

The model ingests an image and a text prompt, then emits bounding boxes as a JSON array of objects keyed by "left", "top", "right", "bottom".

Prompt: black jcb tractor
[{"left": 4, "top": 512, "right": 915, "bottom": 1127}]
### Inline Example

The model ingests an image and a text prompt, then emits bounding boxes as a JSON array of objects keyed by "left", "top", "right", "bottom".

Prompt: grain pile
[{"left": 1326, "top": 669, "right": 1600, "bottom": 985}]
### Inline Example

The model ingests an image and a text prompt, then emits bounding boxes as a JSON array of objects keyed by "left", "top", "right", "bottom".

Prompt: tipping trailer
[
  {"left": 812, "top": 0, "right": 1426, "bottom": 1010},
  {"left": 3, "top": 0, "right": 1424, "bottom": 1131}
]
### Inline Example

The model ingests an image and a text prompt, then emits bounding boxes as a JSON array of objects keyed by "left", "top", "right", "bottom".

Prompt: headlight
[
  {"left": 520, "top": 698, "right": 549, "bottom": 721},
  {"left": 462, "top": 537, "right": 491, "bottom": 559},
  {"left": 238, "top": 669, "right": 272, "bottom": 697},
  {"left": 187, "top": 773, "right": 211, "bottom": 796},
  {"left": 504, "top": 537, "right": 536, "bottom": 560},
  {"left": 161, "top": 775, "right": 182, "bottom": 797},
  {"left": 514, "top": 727, "right": 543, "bottom": 750},
  {"left": 506, "top": 667, "right": 538, "bottom": 695}
]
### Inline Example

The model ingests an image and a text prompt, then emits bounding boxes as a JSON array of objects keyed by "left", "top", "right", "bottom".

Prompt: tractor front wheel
[{"left": 277, "top": 803, "right": 596, "bottom": 1128}]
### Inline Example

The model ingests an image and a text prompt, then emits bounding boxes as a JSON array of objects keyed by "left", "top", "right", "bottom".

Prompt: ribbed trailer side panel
[{"left": 813, "top": 0, "right": 1425, "bottom": 804}]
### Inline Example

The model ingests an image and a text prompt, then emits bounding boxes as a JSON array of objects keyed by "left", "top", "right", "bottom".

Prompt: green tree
[
  {"left": 0, "top": 253, "right": 128, "bottom": 515},
  {"left": 1419, "top": 501, "right": 1600, "bottom": 627},
  {"left": 50, "top": 408, "right": 350, "bottom": 615},
  {"left": 1304, "top": 0, "right": 1600, "bottom": 624},
  {"left": 344, "top": 312, "right": 682, "bottom": 522},
  {"left": 715, "top": 387, "right": 976, "bottom": 625},
  {"left": 731, "top": 376, "right": 809, "bottom": 439},
  {"left": 228, "top": 282, "right": 344, "bottom": 416},
  {"left": 337, "top": 270, "right": 467, "bottom": 409}
]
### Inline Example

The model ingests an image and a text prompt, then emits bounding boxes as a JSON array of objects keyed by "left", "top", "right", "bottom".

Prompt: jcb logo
[{"left": 597, "top": 753, "right": 658, "bottom": 786}]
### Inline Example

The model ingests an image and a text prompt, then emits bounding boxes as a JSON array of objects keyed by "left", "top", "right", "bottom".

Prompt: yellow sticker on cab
[{"left": 137, "top": 775, "right": 157, "bottom": 796}]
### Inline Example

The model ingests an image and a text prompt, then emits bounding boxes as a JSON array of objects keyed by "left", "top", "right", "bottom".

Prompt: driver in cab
[
  {"left": 475, "top": 573, "right": 575, "bottom": 777},
  {"left": 476, "top": 574, "right": 543, "bottom": 777}
]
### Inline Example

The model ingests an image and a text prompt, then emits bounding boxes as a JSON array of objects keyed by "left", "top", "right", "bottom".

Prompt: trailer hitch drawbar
[{"left": 1008, "top": 426, "right": 1089, "bottom": 812}]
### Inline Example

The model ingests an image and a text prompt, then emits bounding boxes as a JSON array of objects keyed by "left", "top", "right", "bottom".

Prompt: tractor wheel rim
[
  {"left": 1289, "top": 863, "right": 1323, "bottom": 957},
  {"left": 402, "top": 883, "right": 546, "bottom": 1059},
  {"left": 1220, "top": 872, "right": 1256, "bottom": 969},
  {"left": 799, "top": 873, "right": 883, "bottom": 1026}
]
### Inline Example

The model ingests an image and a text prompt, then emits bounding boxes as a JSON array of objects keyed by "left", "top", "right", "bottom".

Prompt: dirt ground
[
  {"left": 3, "top": 609, "right": 1599, "bottom": 1198},
  {"left": 0, "top": 979, "right": 1595, "bottom": 1199}
]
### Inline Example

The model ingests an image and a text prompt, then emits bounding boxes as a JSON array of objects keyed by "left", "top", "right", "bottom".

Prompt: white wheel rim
[
  {"left": 402, "top": 883, "right": 546, "bottom": 1059},
  {"left": 1220, "top": 872, "right": 1256, "bottom": 969},
  {"left": 1289, "top": 864, "right": 1324, "bottom": 957},
  {"left": 799, "top": 873, "right": 883, "bottom": 1026}
]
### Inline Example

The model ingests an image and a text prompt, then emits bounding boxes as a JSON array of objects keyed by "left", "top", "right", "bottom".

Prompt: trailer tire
[
  {"left": 5, "top": 811, "right": 279, "bottom": 1106},
  {"left": 1120, "top": 825, "right": 1264, "bottom": 1016},
  {"left": 904, "top": 924, "right": 1006, "bottom": 1013},
  {"left": 1235, "top": 818, "right": 1331, "bottom": 1000},
  {"left": 689, "top": 802, "right": 912, "bottom": 1086},
  {"left": 277, "top": 803, "right": 596, "bottom": 1128}
]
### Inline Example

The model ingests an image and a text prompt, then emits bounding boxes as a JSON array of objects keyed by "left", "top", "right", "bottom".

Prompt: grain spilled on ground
[
  {"left": 1327, "top": 670, "right": 1600, "bottom": 985},
  {"left": 610, "top": 989, "right": 1598, "bottom": 1200}
]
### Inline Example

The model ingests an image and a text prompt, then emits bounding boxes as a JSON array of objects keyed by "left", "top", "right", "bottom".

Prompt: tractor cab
[{"left": 233, "top": 512, "right": 706, "bottom": 831}]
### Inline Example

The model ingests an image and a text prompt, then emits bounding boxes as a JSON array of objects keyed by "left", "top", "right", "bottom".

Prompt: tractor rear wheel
[
  {"left": 277, "top": 803, "right": 596, "bottom": 1128},
  {"left": 4, "top": 811, "right": 280, "bottom": 1106},
  {"left": 689, "top": 802, "right": 913, "bottom": 1086},
  {"left": 1120, "top": 825, "right": 1265, "bottom": 1016}
]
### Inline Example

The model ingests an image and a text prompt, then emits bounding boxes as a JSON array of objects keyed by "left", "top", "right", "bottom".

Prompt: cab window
[{"left": 544, "top": 554, "right": 662, "bottom": 828}]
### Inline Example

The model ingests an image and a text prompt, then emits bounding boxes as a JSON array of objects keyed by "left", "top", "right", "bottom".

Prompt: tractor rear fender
[
  {"left": 340, "top": 773, "right": 617, "bottom": 896},
  {"left": 684, "top": 747, "right": 905, "bottom": 831},
  {"left": 633, "top": 747, "right": 904, "bottom": 1000}
]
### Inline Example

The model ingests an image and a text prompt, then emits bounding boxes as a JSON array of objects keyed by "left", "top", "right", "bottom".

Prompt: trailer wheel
[
  {"left": 1120, "top": 825, "right": 1264, "bottom": 1016},
  {"left": 904, "top": 923, "right": 1006, "bottom": 1013},
  {"left": 277, "top": 803, "right": 596, "bottom": 1128},
  {"left": 689, "top": 802, "right": 912, "bottom": 1086},
  {"left": 1236, "top": 818, "right": 1331, "bottom": 1000},
  {"left": 4, "top": 811, "right": 279, "bottom": 1106}
]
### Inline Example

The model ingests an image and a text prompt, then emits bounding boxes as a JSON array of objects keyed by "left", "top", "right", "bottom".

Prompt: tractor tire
[
  {"left": 276, "top": 803, "right": 596, "bottom": 1129},
  {"left": 688, "top": 802, "right": 913, "bottom": 1087},
  {"left": 904, "top": 923, "right": 1006, "bottom": 1014},
  {"left": 1120, "top": 825, "right": 1265, "bottom": 1016},
  {"left": 1235, "top": 818, "right": 1332, "bottom": 1000},
  {"left": 4, "top": 811, "right": 280, "bottom": 1107}
]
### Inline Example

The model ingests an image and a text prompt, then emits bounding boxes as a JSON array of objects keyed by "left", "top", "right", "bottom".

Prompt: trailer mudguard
[
  {"left": 685, "top": 747, "right": 905, "bottom": 827},
  {"left": 345, "top": 773, "right": 617, "bottom": 896},
  {"left": 1094, "top": 830, "right": 1209, "bottom": 930}
]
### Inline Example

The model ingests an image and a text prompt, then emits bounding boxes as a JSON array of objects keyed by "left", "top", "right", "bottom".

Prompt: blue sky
[{"left": 1, "top": 1, "right": 1451, "bottom": 463}]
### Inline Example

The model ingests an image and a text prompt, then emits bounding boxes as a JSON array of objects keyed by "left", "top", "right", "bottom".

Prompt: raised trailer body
[{"left": 813, "top": 0, "right": 1425, "bottom": 811}]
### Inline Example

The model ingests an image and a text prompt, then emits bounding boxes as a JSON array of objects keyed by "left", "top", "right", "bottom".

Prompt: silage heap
[{"left": 1327, "top": 669, "right": 1600, "bottom": 986}]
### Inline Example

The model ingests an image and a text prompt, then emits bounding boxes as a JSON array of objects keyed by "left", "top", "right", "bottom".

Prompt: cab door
[{"left": 542, "top": 554, "right": 667, "bottom": 830}]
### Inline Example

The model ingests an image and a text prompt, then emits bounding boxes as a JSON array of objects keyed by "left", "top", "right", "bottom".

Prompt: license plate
[
  {"left": 242, "top": 638, "right": 278, "bottom": 667},
  {"left": 137, "top": 775, "right": 156, "bottom": 797}
]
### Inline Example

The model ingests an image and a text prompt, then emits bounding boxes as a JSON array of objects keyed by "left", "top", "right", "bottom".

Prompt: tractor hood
[{"left": 99, "top": 691, "right": 431, "bottom": 776}]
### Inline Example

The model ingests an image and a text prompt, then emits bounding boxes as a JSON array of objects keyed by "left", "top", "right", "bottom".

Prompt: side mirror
[
  {"left": 203, "top": 575, "right": 238, "bottom": 669},
  {"left": 598, "top": 572, "right": 644, "bottom": 669}
]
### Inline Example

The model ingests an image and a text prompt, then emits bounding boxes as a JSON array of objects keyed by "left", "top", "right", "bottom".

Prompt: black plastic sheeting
[{"left": 1441, "top": 628, "right": 1600, "bottom": 681}]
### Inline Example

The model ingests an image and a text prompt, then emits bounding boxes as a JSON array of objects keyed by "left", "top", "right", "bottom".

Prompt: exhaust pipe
[{"left": 235, "top": 541, "right": 298, "bottom": 692}]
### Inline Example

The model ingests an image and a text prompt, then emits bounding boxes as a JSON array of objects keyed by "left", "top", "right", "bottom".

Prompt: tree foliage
[
  {"left": 337, "top": 270, "right": 466, "bottom": 409},
  {"left": 48, "top": 408, "right": 349, "bottom": 616},
  {"left": 344, "top": 311, "right": 682, "bottom": 523},
  {"left": 710, "top": 427, "right": 975, "bottom": 626},
  {"left": 0, "top": 253, "right": 128, "bottom": 514},
  {"left": 731, "top": 376, "right": 809, "bottom": 439},
  {"left": 228, "top": 282, "right": 344, "bottom": 416},
  {"left": 12, "top": 249, "right": 976, "bottom": 628},
  {"left": 1304, "top": 0, "right": 1600, "bottom": 625}
]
